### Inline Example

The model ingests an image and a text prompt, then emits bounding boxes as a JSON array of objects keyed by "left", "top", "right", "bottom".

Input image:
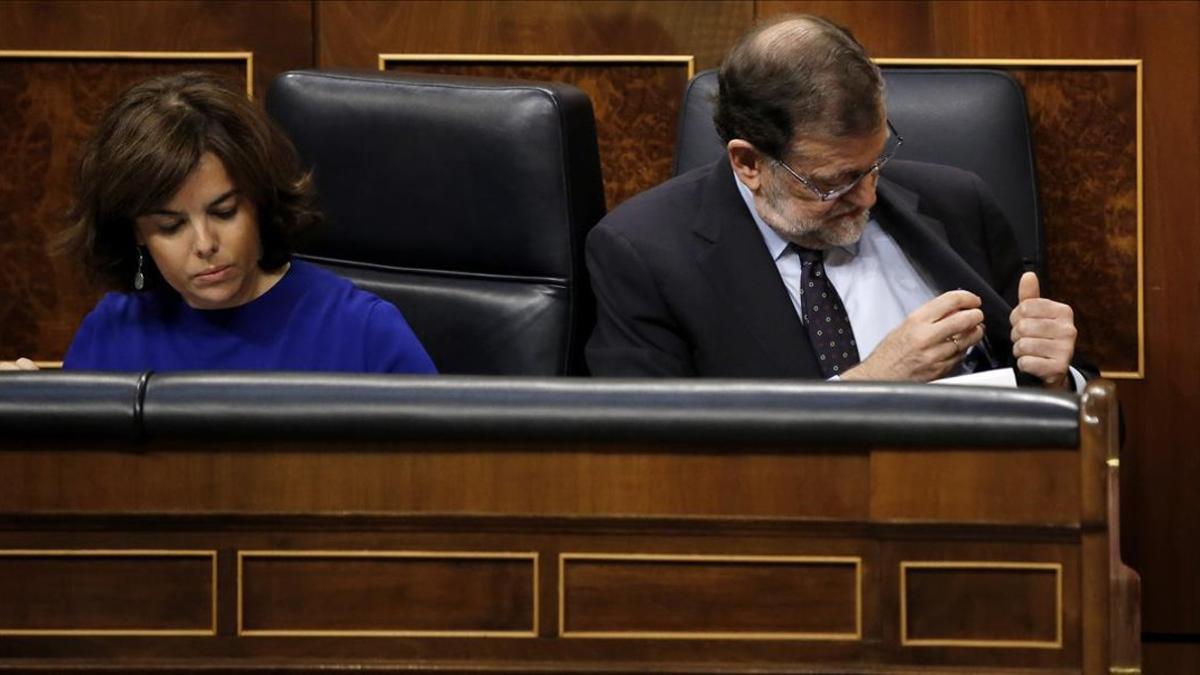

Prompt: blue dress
[{"left": 63, "top": 260, "right": 437, "bottom": 374}]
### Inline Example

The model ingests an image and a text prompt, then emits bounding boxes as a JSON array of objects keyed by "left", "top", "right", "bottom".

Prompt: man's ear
[{"left": 727, "top": 139, "right": 765, "bottom": 191}]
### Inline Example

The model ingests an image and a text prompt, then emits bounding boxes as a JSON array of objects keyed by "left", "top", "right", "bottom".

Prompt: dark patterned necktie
[{"left": 794, "top": 246, "right": 860, "bottom": 377}]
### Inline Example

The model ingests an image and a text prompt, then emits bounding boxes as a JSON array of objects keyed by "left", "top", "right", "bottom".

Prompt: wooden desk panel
[{"left": 0, "top": 381, "right": 1134, "bottom": 673}]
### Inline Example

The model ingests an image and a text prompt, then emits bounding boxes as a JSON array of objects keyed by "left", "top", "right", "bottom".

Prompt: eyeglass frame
[{"left": 772, "top": 119, "right": 904, "bottom": 202}]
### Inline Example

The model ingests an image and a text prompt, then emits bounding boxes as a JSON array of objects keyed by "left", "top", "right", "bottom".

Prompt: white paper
[{"left": 931, "top": 368, "right": 1017, "bottom": 388}]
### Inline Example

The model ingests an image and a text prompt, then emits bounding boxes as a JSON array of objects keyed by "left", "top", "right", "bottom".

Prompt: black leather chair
[
  {"left": 673, "top": 68, "right": 1044, "bottom": 270},
  {"left": 266, "top": 70, "right": 606, "bottom": 375}
]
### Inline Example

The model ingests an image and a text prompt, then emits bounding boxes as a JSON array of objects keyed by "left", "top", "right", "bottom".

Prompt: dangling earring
[{"left": 134, "top": 247, "right": 145, "bottom": 291}]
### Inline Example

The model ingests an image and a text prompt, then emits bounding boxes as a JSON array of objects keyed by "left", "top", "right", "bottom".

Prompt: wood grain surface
[{"left": 0, "top": 0, "right": 1196, "bottom": 648}]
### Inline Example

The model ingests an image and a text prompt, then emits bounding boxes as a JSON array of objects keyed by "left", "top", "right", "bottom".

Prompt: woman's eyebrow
[
  {"left": 206, "top": 190, "right": 238, "bottom": 208},
  {"left": 144, "top": 190, "right": 239, "bottom": 217}
]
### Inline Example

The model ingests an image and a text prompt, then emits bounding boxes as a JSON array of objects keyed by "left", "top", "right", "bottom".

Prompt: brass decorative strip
[
  {"left": 236, "top": 550, "right": 538, "bottom": 638},
  {"left": 559, "top": 552, "right": 862, "bottom": 641},
  {"left": 0, "top": 50, "right": 254, "bottom": 97},
  {"left": 900, "top": 560, "right": 1064, "bottom": 649},
  {"left": 875, "top": 57, "right": 1145, "bottom": 379},
  {"left": 0, "top": 549, "right": 217, "bottom": 636},
  {"left": 379, "top": 53, "right": 696, "bottom": 80},
  {"left": 874, "top": 57, "right": 1143, "bottom": 67}
]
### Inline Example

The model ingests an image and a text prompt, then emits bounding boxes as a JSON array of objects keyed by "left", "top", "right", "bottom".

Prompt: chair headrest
[{"left": 266, "top": 70, "right": 605, "bottom": 278}]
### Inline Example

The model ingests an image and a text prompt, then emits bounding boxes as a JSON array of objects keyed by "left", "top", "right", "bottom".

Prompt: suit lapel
[
  {"left": 692, "top": 161, "right": 821, "bottom": 377},
  {"left": 874, "top": 178, "right": 1014, "bottom": 360}
]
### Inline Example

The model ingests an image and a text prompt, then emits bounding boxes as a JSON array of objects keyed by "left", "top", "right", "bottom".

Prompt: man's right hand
[{"left": 841, "top": 290, "right": 984, "bottom": 382}]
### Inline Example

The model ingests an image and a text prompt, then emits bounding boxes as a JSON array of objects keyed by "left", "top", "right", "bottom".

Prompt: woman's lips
[{"left": 193, "top": 264, "right": 232, "bottom": 285}]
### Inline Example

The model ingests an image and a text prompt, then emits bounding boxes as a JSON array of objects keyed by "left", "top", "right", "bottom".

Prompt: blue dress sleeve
[{"left": 363, "top": 300, "right": 438, "bottom": 374}]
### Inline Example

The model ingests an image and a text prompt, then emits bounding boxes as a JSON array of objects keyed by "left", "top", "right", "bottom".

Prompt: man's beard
[{"left": 757, "top": 174, "right": 870, "bottom": 250}]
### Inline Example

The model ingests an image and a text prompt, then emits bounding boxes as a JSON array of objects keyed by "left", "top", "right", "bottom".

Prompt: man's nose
[{"left": 839, "top": 172, "right": 878, "bottom": 209}]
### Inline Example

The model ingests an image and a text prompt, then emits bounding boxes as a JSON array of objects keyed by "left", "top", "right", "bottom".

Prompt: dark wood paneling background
[
  {"left": 0, "top": 58, "right": 249, "bottom": 359},
  {"left": 1, "top": 0, "right": 1198, "bottom": 668},
  {"left": 0, "top": 0, "right": 313, "bottom": 95}
]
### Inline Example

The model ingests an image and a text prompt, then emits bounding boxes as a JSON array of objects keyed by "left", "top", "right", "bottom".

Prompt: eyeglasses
[{"left": 773, "top": 119, "right": 903, "bottom": 202}]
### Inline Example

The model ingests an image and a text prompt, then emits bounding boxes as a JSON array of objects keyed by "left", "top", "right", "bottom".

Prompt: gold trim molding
[
  {"left": 559, "top": 552, "right": 862, "bottom": 640},
  {"left": 0, "top": 50, "right": 254, "bottom": 97},
  {"left": 0, "top": 549, "right": 217, "bottom": 636},
  {"left": 877, "top": 57, "right": 1145, "bottom": 379},
  {"left": 379, "top": 53, "right": 696, "bottom": 80},
  {"left": 236, "top": 549, "right": 539, "bottom": 638},
  {"left": 900, "top": 560, "right": 1064, "bottom": 649}
]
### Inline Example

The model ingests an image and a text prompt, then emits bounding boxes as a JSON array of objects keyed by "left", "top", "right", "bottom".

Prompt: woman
[{"left": 8, "top": 72, "right": 436, "bottom": 373}]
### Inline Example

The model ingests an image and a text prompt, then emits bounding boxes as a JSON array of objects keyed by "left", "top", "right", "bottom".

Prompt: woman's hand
[{"left": 0, "top": 358, "right": 39, "bottom": 371}]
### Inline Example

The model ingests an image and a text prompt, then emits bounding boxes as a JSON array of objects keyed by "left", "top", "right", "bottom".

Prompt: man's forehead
[{"left": 788, "top": 124, "right": 889, "bottom": 171}]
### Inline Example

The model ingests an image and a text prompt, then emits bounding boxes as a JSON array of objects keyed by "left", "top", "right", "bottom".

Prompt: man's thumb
[{"left": 1019, "top": 271, "right": 1040, "bottom": 303}]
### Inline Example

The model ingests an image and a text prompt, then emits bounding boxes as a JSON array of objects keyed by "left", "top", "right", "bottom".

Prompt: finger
[
  {"left": 911, "top": 290, "right": 982, "bottom": 323},
  {"left": 0, "top": 362, "right": 16, "bottom": 371},
  {"left": 1016, "top": 354, "right": 1070, "bottom": 383},
  {"left": 1011, "top": 317, "right": 1078, "bottom": 343},
  {"left": 15, "top": 358, "right": 37, "bottom": 371},
  {"left": 1019, "top": 271, "right": 1040, "bottom": 303},
  {"left": 1013, "top": 335, "right": 1075, "bottom": 361},
  {"left": 960, "top": 322, "right": 986, "bottom": 349},
  {"left": 931, "top": 307, "right": 985, "bottom": 341},
  {"left": 1014, "top": 297, "right": 1074, "bottom": 321}
]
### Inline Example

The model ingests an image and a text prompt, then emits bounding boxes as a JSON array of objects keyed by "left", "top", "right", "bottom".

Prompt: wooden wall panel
[
  {"left": 0, "top": 57, "right": 248, "bottom": 361},
  {"left": 1013, "top": 66, "right": 1140, "bottom": 374},
  {"left": 0, "top": 550, "right": 214, "bottom": 635},
  {"left": 1145, "top": 642, "right": 1200, "bottom": 675},
  {"left": 560, "top": 554, "right": 860, "bottom": 638},
  {"left": 239, "top": 552, "right": 536, "bottom": 636},
  {"left": 0, "top": 0, "right": 314, "bottom": 362},
  {"left": 0, "top": 443, "right": 872, "bottom": 518},
  {"left": 0, "top": 0, "right": 313, "bottom": 96},
  {"left": 879, "top": 540, "right": 1082, "bottom": 670},
  {"left": 764, "top": 0, "right": 1200, "bottom": 638},
  {"left": 318, "top": 1, "right": 751, "bottom": 71},
  {"left": 902, "top": 564, "right": 1061, "bottom": 646}
]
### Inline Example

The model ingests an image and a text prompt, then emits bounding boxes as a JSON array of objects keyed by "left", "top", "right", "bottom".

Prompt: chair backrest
[
  {"left": 266, "top": 70, "right": 606, "bottom": 375},
  {"left": 673, "top": 68, "right": 1044, "bottom": 269}
]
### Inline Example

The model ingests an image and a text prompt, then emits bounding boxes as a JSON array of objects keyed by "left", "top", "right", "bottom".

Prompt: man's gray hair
[{"left": 713, "top": 15, "right": 885, "bottom": 160}]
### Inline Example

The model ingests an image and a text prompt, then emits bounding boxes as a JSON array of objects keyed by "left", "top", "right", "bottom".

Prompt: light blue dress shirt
[{"left": 734, "top": 175, "right": 938, "bottom": 361}]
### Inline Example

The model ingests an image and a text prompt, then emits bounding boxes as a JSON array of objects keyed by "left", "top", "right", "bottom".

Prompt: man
[{"left": 585, "top": 15, "right": 1084, "bottom": 388}]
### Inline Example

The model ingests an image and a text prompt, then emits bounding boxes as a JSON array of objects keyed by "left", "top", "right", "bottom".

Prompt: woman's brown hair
[{"left": 60, "top": 71, "right": 322, "bottom": 292}]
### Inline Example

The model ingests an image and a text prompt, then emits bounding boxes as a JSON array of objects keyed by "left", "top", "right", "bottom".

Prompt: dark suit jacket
[{"left": 585, "top": 158, "right": 1028, "bottom": 378}]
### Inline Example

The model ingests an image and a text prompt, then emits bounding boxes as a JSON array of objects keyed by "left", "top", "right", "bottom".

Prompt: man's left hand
[{"left": 1010, "top": 272, "right": 1076, "bottom": 389}]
